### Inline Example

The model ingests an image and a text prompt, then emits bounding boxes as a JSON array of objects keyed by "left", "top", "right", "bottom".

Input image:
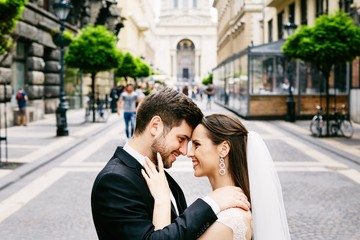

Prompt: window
[
  {"left": 11, "top": 41, "right": 27, "bottom": 107},
  {"left": 268, "top": 19, "right": 273, "bottom": 43},
  {"left": 193, "top": 0, "right": 197, "bottom": 8},
  {"left": 183, "top": 68, "right": 189, "bottom": 79},
  {"left": 174, "top": 0, "right": 178, "bottom": 8},
  {"left": 339, "top": 0, "right": 352, "bottom": 13},
  {"left": 277, "top": 11, "right": 284, "bottom": 40},
  {"left": 301, "top": 0, "right": 307, "bottom": 25},
  {"left": 316, "top": 0, "right": 324, "bottom": 17},
  {"left": 289, "top": 3, "right": 295, "bottom": 23}
]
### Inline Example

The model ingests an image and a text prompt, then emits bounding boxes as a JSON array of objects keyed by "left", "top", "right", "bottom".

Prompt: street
[{"left": 0, "top": 100, "right": 359, "bottom": 240}]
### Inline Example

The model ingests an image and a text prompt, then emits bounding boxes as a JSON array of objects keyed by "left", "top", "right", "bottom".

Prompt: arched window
[{"left": 177, "top": 39, "right": 195, "bottom": 50}]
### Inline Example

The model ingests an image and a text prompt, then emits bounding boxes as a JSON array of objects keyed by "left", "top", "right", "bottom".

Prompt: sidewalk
[
  {"left": 0, "top": 108, "right": 120, "bottom": 189},
  {"left": 1, "top": 99, "right": 359, "bottom": 189},
  {"left": 271, "top": 118, "right": 360, "bottom": 165}
]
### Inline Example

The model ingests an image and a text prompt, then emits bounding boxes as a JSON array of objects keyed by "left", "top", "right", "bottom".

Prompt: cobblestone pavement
[{"left": 0, "top": 99, "right": 359, "bottom": 240}]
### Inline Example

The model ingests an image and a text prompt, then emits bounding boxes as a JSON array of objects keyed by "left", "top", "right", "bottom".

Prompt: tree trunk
[
  {"left": 323, "top": 71, "right": 331, "bottom": 137},
  {"left": 91, "top": 73, "right": 96, "bottom": 123}
]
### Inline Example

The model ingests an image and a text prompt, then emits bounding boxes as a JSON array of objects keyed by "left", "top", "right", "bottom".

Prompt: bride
[{"left": 142, "top": 114, "right": 291, "bottom": 240}]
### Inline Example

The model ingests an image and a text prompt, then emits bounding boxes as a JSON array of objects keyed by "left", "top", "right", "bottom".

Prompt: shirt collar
[{"left": 123, "top": 142, "right": 146, "bottom": 166}]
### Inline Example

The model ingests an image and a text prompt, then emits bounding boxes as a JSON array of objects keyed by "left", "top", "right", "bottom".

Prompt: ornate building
[
  {"left": 116, "top": 0, "right": 157, "bottom": 69},
  {"left": 155, "top": 0, "right": 217, "bottom": 87},
  {"left": 0, "top": 0, "right": 123, "bottom": 126}
]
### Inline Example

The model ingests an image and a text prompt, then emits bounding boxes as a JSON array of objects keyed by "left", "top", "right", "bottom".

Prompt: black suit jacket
[{"left": 91, "top": 147, "right": 217, "bottom": 240}]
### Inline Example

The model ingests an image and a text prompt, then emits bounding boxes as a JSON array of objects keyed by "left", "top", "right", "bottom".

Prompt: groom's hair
[
  {"left": 134, "top": 87, "right": 203, "bottom": 135},
  {"left": 202, "top": 114, "right": 251, "bottom": 202}
]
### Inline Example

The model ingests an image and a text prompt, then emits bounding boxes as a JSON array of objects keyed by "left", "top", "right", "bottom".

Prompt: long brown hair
[{"left": 201, "top": 114, "right": 250, "bottom": 202}]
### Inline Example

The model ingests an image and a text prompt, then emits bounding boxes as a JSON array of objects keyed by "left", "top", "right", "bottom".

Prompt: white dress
[{"left": 217, "top": 208, "right": 249, "bottom": 240}]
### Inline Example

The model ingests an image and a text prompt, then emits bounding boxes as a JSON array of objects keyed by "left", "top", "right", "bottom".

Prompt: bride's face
[{"left": 187, "top": 124, "right": 219, "bottom": 178}]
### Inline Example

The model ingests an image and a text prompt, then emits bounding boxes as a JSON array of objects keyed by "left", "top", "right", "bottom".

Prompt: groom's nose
[
  {"left": 186, "top": 144, "right": 194, "bottom": 158},
  {"left": 179, "top": 140, "right": 189, "bottom": 155}
]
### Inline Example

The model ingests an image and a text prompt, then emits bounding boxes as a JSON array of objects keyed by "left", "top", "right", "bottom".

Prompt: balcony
[{"left": 265, "top": 0, "right": 284, "bottom": 7}]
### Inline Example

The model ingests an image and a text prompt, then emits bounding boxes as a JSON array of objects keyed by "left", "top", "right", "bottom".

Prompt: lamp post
[
  {"left": 53, "top": 0, "right": 72, "bottom": 136},
  {"left": 284, "top": 15, "right": 297, "bottom": 122}
]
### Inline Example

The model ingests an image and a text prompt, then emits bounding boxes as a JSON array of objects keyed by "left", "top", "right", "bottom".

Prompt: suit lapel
[
  {"left": 113, "top": 147, "right": 186, "bottom": 220},
  {"left": 113, "top": 147, "right": 143, "bottom": 176}
]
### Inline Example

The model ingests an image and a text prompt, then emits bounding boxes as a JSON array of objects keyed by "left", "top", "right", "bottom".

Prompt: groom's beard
[{"left": 151, "top": 133, "right": 172, "bottom": 168}]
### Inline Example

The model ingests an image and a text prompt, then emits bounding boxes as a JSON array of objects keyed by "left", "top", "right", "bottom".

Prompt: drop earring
[{"left": 219, "top": 156, "right": 226, "bottom": 176}]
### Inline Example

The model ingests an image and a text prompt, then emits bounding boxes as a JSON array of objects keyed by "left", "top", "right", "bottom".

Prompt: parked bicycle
[
  {"left": 310, "top": 105, "right": 324, "bottom": 137},
  {"left": 329, "top": 104, "right": 354, "bottom": 138},
  {"left": 310, "top": 104, "right": 354, "bottom": 138}
]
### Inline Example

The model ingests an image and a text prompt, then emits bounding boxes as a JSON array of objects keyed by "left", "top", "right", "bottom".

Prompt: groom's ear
[
  {"left": 219, "top": 141, "right": 230, "bottom": 157},
  {"left": 149, "top": 116, "right": 164, "bottom": 136}
]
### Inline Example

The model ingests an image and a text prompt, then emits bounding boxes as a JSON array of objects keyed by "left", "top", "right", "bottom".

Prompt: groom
[{"left": 91, "top": 88, "right": 249, "bottom": 239}]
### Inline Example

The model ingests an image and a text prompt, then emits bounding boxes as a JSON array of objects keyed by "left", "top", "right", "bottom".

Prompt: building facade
[
  {"left": 212, "top": 0, "right": 360, "bottom": 122},
  {"left": 155, "top": 0, "right": 217, "bottom": 87},
  {"left": 0, "top": 0, "right": 124, "bottom": 126},
  {"left": 116, "top": 0, "right": 157, "bottom": 69}
]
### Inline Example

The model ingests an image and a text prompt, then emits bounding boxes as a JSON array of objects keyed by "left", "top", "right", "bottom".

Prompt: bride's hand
[
  {"left": 141, "top": 153, "right": 171, "bottom": 230},
  {"left": 141, "top": 152, "right": 170, "bottom": 204}
]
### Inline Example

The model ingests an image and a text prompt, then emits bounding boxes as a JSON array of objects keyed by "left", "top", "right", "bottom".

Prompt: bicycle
[
  {"left": 310, "top": 105, "right": 324, "bottom": 137},
  {"left": 85, "top": 98, "right": 109, "bottom": 123},
  {"left": 329, "top": 104, "right": 354, "bottom": 138}
]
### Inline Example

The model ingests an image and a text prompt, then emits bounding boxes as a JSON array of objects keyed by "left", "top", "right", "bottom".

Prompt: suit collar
[
  {"left": 114, "top": 147, "right": 142, "bottom": 169},
  {"left": 114, "top": 147, "right": 187, "bottom": 216}
]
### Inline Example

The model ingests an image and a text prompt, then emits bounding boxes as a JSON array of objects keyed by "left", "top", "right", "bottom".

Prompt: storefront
[{"left": 213, "top": 40, "right": 349, "bottom": 119}]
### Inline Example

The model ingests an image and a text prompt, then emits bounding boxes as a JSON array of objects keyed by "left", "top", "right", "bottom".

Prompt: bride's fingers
[
  {"left": 156, "top": 152, "right": 164, "bottom": 173},
  {"left": 141, "top": 169, "right": 150, "bottom": 183},
  {"left": 143, "top": 158, "right": 154, "bottom": 177},
  {"left": 145, "top": 157, "right": 158, "bottom": 174}
]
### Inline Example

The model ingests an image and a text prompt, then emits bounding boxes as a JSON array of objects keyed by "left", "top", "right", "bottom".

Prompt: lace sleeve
[{"left": 216, "top": 208, "right": 247, "bottom": 240}]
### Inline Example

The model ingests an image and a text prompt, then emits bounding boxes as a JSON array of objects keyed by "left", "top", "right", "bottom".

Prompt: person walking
[
  {"left": 16, "top": 88, "right": 28, "bottom": 126},
  {"left": 117, "top": 83, "right": 141, "bottom": 139},
  {"left": 204, "top": 84, "right": 215, "bottom": 110},
  {"left": 91, "top": 88, "right": 250, "bottom": 240}
]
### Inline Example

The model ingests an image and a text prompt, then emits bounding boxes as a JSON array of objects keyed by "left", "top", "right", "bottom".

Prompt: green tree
[
  {"left": 115, "top": 52, "right": 139, "bottom": 82},
  {"left": 65, "top": 25, "right": 120, "bottom": 122},
  {"left": 202, "top": 72, "right": 213, "bottom": 85},
  {"left": 0, "top": 0, "right": 26, "bottom": 58},
  {"left": 135, "top": 58, "right": 151, "bottom": 79},
  {"left": 283, "top": 11, "right": 360, "bottom": 136}
]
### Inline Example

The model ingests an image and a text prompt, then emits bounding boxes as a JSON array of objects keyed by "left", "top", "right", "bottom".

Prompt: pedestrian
[
  {"left": 109, "top": 86, "right": 118, "bottom": 113},
  {"left": 16, "top": 87, "right": 28, "bottom": 126},
  {"left": 199, "top": 85, "right": 204, "bottom": 101},
  {"left": 143, "top": 114, "right": 291, "bottom": 240},
  {"left": 182, "top": 85, "right": 189, "bottom": 97},
  {"left": 204, "top": 83, "right": 215, "bottom": 110},
  {"left": 91, "top": 88, "right": 250, "bottom": 240},
  {"left": 117, "top": 83, "right": 141, "bottom": 139},
  {"left": 135, "top": 84, "right": 145, "bottom": 107}
]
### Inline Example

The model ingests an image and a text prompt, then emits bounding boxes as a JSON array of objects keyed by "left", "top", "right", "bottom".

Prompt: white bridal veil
[{"left": 247, "top": 131, "right": 291, "bottom": 240}]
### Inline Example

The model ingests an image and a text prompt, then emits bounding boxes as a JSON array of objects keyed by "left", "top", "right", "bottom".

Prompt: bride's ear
[{"left": 218, "top": 141, "right": 230, "bottom": 157}]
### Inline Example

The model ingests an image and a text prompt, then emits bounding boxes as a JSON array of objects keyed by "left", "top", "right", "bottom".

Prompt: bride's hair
[{"left": 201, "top": 114, "right": 250, "bottom": 202}]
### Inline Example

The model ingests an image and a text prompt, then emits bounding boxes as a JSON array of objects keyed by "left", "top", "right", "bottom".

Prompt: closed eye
[{"left": 192, "top": 141, "right": 200, "bottom": 148}]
